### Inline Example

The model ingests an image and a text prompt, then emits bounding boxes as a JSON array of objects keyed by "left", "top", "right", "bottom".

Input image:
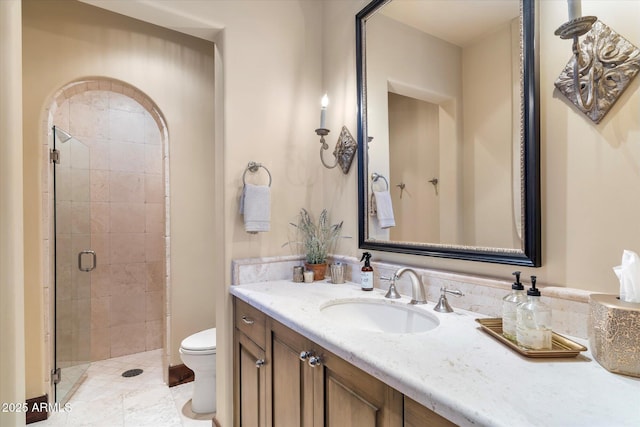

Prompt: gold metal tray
[{"left": 476, "top": 318, "right": 587, "bottom": 358}]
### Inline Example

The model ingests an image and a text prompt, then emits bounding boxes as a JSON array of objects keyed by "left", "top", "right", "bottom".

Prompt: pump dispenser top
[
  {"left": 512, "top": 271, "right": 524, "bottom": 290},
  {"left": 361, "top": 252, "right": 371, "bottom": 266},
  {"left": 527, "top": 275, "right": 541, "bottom": 296}
]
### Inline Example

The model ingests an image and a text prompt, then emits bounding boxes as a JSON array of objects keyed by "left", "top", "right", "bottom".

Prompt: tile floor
[
  {"left": 40, "top": 349, "right": 214, "bottom": 427},
  {"left": 55, "top": 362, "right": 90, "bottom": 405}
]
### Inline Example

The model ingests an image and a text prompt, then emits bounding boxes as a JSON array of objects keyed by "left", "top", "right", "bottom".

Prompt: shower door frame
[{"left": 52, "top": 125, "right": 94, "bottom": 403}]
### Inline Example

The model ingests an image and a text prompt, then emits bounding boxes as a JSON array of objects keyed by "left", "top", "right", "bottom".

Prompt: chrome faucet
[
  {"left": 433, "top": 287, "right": 464, "bottom": 313},
  {"left": 394, "top": 267, "right": 428, "bottom": 305},
  {"left": 381, "top": 275, "right": 401, "bottom": 299}
]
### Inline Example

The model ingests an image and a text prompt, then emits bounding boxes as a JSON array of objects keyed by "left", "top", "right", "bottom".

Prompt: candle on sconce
[
  {"left": 320, "top": 93, "right": 329, "bottom": 129},
  {"left": 567, "top": 0, "right": 581, "bottom": 21}
]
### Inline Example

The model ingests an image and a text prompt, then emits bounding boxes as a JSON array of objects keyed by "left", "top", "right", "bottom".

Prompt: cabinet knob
[
  {"left": 241, "top": 315, "right": 255, "bottom": 325},
  {"left": 255, "top": 359, "right": 265, "bottom": 368},
  {"left": 299, "top": 350, "right": 313, "bottom": 361},
  {"left": 308, "top": 355, "right": 323, "bottom": 367}
]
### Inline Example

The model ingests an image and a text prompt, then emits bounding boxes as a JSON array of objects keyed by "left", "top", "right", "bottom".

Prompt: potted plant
[{"left": 289, "top": 208, "right": 344, "bottom": 281}]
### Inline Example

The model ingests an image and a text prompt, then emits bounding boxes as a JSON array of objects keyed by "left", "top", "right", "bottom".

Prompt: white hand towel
[
  {"left": 240, "top": 184, "right": 271, "bottom": 233},
  {"left": 373, "top": 190, "right": 395, "bottom": 229}
]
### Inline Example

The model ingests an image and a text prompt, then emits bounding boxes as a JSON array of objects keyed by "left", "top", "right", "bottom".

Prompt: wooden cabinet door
[
  {"left": 234, "top": 331, "right": 267, "bottom": 427},
  {"left": 313, "top": 349, "right": 403, "bottom": 427},
  {"left": 404, "top": 396, "right": 458, "bottom": 427},
  {"left": 268, "top": 320, "right": 315, "bottom": 427}
]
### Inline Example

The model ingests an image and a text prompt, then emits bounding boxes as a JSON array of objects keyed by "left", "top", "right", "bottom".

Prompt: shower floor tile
[{"left": 40, "top": 349, "right": 214, "bottom": 427}]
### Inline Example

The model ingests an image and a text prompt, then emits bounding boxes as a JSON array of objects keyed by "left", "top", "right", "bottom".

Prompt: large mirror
[{"left": 356, "top": 0, "right": 540, "bottom": 266}]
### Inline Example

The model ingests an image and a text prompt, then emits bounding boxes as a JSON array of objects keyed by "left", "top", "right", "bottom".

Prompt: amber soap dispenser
[{"left": 360, "top": 252, "right": 373, "bottom": 291}]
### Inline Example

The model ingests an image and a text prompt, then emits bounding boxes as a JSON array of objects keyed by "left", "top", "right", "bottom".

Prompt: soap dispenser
[
  {"left": 516, "top": 276, "right": 552, "bottom": 350},
  {"left": 360, "top": 252, "right": 373, "bottom": 291},
  {"left": 501, "top": 271, "right": 526, "bottom": 341}
]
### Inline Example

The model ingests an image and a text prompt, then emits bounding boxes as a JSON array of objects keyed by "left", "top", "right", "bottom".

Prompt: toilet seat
[
  {"left": 179, "top": 327, "right": 217, "bottom": 414},
  {"left": 180, "top": 328, "right": 217, "bottom": 353},
  {"left": 179, "top": 347, "right": 216, "bottom": 356}
]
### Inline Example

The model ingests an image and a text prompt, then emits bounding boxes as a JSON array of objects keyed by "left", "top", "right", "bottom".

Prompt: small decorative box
[{"left": 589, "top": 294, "right": 640, "bottom": 378}]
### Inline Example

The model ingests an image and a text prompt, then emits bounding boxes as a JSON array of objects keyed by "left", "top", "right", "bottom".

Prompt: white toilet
[{"left": 179, "top": 328, "right": 217, "bottom": 414}]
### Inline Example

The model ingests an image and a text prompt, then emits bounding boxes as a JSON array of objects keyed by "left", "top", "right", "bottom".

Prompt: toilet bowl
[{"left": 179, "top": 328, "right": 217, "bottom": 414}]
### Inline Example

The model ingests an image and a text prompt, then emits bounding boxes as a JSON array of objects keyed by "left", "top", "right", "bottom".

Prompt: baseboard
[
  {"left": 168, "top": 363, "right": 194, "bottom": 387},
  {"left": 26, "top": 394, "right": 48, "bottom": 424}
]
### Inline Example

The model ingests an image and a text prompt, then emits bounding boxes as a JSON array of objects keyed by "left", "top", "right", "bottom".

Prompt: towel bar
[
  {"left": 371, "top": 172, "right": 389, "bottom": 191},
  {"left": 243, "top": 161, "right": 272, "bottom": 187}
]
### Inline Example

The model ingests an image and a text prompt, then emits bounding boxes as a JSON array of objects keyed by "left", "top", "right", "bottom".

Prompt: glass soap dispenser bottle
[
  {"left": 516, "top": 276, "right": 552, "bottom": 350},
  {"left": 502, "top": 271, "right": 526, "bottom": 342}
]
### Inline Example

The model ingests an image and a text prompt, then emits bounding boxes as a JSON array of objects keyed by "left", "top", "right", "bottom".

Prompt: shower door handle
[{"left": 78, "top": 250, "right": 97, "bottom": 272}]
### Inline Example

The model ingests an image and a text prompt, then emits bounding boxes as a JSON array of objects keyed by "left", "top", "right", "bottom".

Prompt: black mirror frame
[{"left": 355, "top": 0, "right": 541, "bottom": 267}]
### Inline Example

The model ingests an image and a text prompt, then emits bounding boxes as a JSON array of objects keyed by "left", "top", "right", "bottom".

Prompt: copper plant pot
[{"left": 304, "top": 262, "right": 327, "bottom": 281}]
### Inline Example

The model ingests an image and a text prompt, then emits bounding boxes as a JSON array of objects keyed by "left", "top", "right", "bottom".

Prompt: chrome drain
[{"left": 122, "top": 368, "right": 143, "bottom": 378}]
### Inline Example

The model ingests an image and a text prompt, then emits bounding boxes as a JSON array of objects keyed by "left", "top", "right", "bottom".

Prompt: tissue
[{"left": 613, "top": 250, "right": 640, "bottom": 303}]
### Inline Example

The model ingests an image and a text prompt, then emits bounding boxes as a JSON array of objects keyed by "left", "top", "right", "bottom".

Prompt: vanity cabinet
[
  {"left": 234, "top": 299, "right": 268, "bottom": 427},
  {"left": 234, "top": 297, "right": 456, "bottom": 427}
]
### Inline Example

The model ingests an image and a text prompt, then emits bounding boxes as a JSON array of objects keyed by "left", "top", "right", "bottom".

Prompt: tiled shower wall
[{"left": 54, "top": 89, "right": 165, "bottom": 361}]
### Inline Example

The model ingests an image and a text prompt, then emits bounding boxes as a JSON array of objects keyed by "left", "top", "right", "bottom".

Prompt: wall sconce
[
  {"left": 554, "top": 0, "right": 640, "bottom": 123},
  {"left": 315, "top": 94, "right": 357, "bottom": 174}
]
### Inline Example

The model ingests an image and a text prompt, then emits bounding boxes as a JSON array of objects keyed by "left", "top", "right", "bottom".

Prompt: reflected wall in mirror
[{"left": 356, "top": 0, "right": 540, "bottom": 266}]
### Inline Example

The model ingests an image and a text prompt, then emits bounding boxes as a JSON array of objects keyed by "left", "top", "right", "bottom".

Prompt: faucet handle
[
  {"left": 433, "top": 287, "right": 464, "bottom": 313},
  {"left": 444, "top": 288, "right": 463, "bottom": 297},
  {"left": 380, "top": 275, "right": 401, "bottom": 299}
]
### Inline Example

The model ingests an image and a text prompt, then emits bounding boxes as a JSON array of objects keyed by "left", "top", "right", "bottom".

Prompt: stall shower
[{"left": 50, "top": 86, "right": 167, "bottom": 402}]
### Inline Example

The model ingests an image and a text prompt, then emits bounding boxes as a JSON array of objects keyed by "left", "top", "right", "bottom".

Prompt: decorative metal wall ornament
[
  {"left": 555, "top": 20, "right": 640, "bottom": 124},
  {"left": 316, "top": 125, "right": 357, "bottom": 174}
]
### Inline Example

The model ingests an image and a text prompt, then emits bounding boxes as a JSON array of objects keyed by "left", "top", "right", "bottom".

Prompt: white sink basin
[{"left": 320, "top": 298, "right": 439, "bottom": 334}]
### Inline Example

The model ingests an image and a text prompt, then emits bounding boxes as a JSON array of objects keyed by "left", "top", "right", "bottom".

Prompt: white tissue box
[{"left": 588, "top": 294, "right": 640, "bottom": 378}]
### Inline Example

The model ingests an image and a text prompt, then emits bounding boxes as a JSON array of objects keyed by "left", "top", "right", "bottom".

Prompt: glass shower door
[{"left": 53, "top": 126, "right": 93, "bottom": 403}]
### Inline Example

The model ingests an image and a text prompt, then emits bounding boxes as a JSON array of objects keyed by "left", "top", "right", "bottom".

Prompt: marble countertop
[{"left": 230, "top": 281, "right": 639, "bottom": 427}]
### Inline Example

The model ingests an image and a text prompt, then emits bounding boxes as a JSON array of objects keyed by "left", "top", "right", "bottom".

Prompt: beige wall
[
  {"left": 324, "top": 0, "right": 640, "bottom": 293},
  {"left": 388, "top": 94, "right": 440, "bottom": 242},
  {"left": 208, "top": 3, "right": 324, "bottom": 425},
  {"left": 22, "top": 0, "right": 215, "bottom": 398},
  {"left": 461, "top": 21, "right": 517, "bottom": 248},
  {"left": 0, "top": 1, "right": 26, "bottom": 426}
]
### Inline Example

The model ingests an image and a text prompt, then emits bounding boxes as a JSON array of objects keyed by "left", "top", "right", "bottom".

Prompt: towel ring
[
  {"left": 371, "top": 172, "right": 389, "bottom": 191},
  {"left": 243, "top": 161, "right": 272, "bottom": 187}
]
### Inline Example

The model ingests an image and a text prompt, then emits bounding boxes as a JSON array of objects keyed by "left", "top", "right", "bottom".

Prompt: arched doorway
[{"left": 42, "top": 78, "right": 170, "bottom": 402}]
